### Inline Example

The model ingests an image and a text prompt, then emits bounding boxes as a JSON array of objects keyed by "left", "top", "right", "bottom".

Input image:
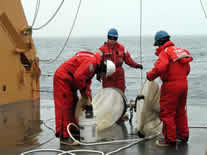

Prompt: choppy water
[{"left": 35, "top": 35, "right": 207, "bottom": 106}]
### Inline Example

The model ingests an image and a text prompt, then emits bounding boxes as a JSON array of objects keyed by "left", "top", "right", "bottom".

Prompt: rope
[
  {"left": 106, "top": 134, "right": 159, "bottom": 155},
  {"left": 58, "top": 150, "right": 104, "bottom": 155},
  {"left": 67, "top": 123, "right": 143, "bottom": 146},
  {"left": 20, "top": 133, "right": 158, "bottom": 155},
  {"left": 200, "top": 0, "right": 207, "bottom": 18},
  {"left": 20, "top": 118, "right": 207, "bottom": 155},
  {"left": 32, "top": 0, "right": 65, "bottom": 30},
  {"left": 40, "top": 0, "right": 82, "bottom": 64},
  {"left": 20, "top": 149, "right": 67, "bottom": 155}
]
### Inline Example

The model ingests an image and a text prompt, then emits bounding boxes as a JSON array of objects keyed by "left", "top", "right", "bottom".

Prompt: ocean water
[{"left": 35, "top": 36, "right": 207, "bottom": 125}]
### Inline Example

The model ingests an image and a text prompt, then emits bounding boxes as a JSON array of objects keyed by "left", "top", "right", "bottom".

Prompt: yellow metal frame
[{"left": 0, "top": 0, "right": 40, "bottom": 147}]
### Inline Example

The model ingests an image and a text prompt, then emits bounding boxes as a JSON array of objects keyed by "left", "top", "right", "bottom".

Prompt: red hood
[
  {"left": 179, "top": 57, "right": 193, "bottom": 64},
  {"left": 155, "top": 41, "right": 175, "bottom": 56}
]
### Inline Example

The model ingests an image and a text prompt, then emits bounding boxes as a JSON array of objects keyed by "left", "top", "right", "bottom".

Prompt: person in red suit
[
  {"left": 147, "top": 31, "right": 193, "bottom": 147},
  {"left": 99, "top": 28, "right": 143, "bottom": 93},
  {"left": 53, "top": 51, "right": 115, "bottom": 142}
]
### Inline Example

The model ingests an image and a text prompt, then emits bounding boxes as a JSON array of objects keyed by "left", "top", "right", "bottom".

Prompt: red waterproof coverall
[
  {"left": 53, "top": 51, "right": 101, "bottom": 138},
  {"left": 99, "top": 42, "right": 140, "bottom": 92},
  {"left": 147, "top": 41, "right": 193, "bottom": 143}
]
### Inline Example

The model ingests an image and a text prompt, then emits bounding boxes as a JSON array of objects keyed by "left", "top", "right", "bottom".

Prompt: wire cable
[
  {"left": 31, "top": 0, "right": 40, "bottom": 27},
  {"left": 189, "top": 125, "right": 207, "bottom": 129},
  {"left": 40, "top": 0, "right": 82, "bottom": 64},
  {"left": 200, "top": 0, "right": 207, "bottom": 18},
  {"left": 32, "top": 0, "right": 65, "bottom": 30},
  {"left": 139, "top": 0, "right": 143, "bottom": 84}
]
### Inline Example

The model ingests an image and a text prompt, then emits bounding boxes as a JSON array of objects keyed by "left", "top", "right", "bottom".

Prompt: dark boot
[
  {"left": 155, "top": 138, "right": 176, "bottom": 147},
  {"left": 176, "top": 136, "right": 189, "bottom": 143},
  {"left": 60, "top": 137, "right": 74, "bottom": 145}
]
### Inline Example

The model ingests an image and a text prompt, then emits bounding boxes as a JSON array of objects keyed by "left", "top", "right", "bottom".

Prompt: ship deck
[
  {"left": 22, "top": 123, "right": 207, "bottom": 155},
  {"left": 1, "top": 102, "right": 207, "bottom": 155}
]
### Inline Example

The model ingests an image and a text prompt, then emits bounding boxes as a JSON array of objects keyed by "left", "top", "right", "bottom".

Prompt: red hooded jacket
[
  {"left": 99, "top": 41, "right": 140, "bottom": 92},
  {"left": 99, "top": 42, "right": 139, "bottom": 68},
  {"left": 147, "top": 41, "right": 193, "bottom": 82},
  {"left": 55, "top": 51, "right": 101, "bottom": 98}
]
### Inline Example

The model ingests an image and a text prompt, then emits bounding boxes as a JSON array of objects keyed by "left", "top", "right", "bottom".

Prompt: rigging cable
[
  {"left": 31, "top": 0, "right": 65, "bottom": 30},
  {"left": 200, "top": 0, "right": 207, "bottom": 18},
  {"left": 139, "top": 0, "right": 143, "bottom": 85},
  {"left": 31, "top": 0, "right": 40, "bottom": 27},
  {"left": 40, "top": 0, "right": 82, "bottom": 64}
]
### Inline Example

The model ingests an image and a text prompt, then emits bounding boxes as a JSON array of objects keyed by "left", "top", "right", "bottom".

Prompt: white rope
[
  {"left": 67, "top": 123, "right": 143, "bottom": 146},
  {"left": 58, "top": 149, "right": 104, "bottom": 155},
  {"left": 20, "top": 149, "right": 71, "bottom": 155},
  {"left": 106, "top": 139, "right": 143, "bottom": 155},
  {"left": 106, "top": 133, "right": 160, "bottom": 155},
  {"left": 20, "top": 122, "right": 159, "bottom": 155}
]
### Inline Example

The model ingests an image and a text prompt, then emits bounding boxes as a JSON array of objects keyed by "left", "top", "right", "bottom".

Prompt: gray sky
[{"left": 21, "top": 0, "right": 207, "bottom": 37}]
